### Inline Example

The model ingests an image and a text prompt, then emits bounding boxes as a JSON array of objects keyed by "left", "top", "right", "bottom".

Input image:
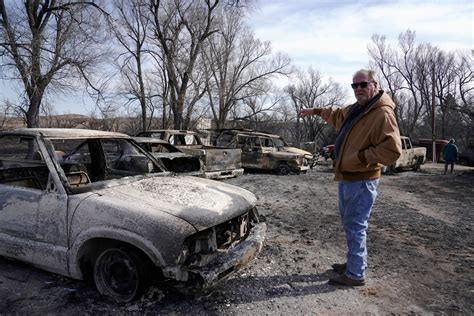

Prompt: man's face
[{"left": 352, "top": 72, "right": 377, "bottom": 105}]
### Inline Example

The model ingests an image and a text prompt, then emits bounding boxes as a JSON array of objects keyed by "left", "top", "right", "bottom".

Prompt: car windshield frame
[{"left": 49, "top": 137, "right": 167, "bottom": 194}]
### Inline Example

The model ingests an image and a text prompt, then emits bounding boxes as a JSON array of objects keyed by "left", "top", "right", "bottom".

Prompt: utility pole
[{"left": 431, "top": 61, "right": 436, "bottom": 162}]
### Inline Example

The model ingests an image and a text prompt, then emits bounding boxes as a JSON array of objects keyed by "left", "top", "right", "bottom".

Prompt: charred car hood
[
  {"left": 281, "top": 146, "right": 313, "bottom": 158},
  {"left": 266, "top": 150, "right": 301, "bottom": 159},
  {"left": 151, "top": 152, "right": 193, "bottom": 159},
  {"left": 89, "top": 176, "right": 257, "bottom": 231}
]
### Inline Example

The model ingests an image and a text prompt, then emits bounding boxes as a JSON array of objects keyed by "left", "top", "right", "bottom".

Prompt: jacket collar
[{"left": 358, "top": 90, "right": 396, "bottom": 115}]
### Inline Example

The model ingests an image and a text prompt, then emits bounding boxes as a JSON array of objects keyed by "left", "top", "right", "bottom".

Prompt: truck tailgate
[
  {"left": 180, "top": 146, "right": 242, "bottom": 172},
  {"left": 203, "top": 147, "right": 242, "bottom": 172}
]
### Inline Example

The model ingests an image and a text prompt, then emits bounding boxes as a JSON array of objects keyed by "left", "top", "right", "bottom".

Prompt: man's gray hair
[{"left": 353, "top": 69, "right": 377, "bottom": 84}]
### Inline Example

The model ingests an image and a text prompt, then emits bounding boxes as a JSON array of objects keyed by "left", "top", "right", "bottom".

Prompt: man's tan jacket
[{"left": 314, "top": 90, "right": 402, "bottom": 181}]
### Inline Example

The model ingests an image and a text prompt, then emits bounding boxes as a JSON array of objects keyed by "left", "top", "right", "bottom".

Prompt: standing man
[
  {"left": 299, "top": 69, "right": 402, "bottom": 286},
  {"left": 443, "top": 139, "right": 458, "bottom": 174}
]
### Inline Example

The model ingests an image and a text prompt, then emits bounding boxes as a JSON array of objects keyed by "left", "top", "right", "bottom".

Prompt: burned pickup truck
[
  {"left": 383, "top": 136, "right": 427, "bottom": 173},
  {"left": 0, "top": 128, "right": 265, "bottom": 302},
  {"left": 214, "top": 129, "right": 311, "bottom": 175},
  {"left": 136, "top": 130, "right": 244, "bottom": 179}
]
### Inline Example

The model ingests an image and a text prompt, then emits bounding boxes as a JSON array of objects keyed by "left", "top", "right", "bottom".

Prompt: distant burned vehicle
[
  {"left": 133, "top": 137, "right": 202, "bottom": 176},
  {"left": 216, "top": 129, "right": 314, "bottom": 167},
  {"left": 214, "top": 129, "right": 310, "bottom": 175},
  {"left": 0, "top": 128, "right": 266, "bottom": 303},
  {"left": 383, "top": 136, "right": 426, "bottom": 173},
  {"left": 136, "top": 130, "right": 243, "bottom": 180},
  {"left": 394, "top": 136, "right": 426, "bottom": 171},
  {"left": 268, "top": 134, "right": 315, "bottom": 166}
]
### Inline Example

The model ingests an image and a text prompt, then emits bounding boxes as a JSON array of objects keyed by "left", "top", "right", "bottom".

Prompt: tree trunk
[{"left": 26, "top": 90, "right": 43, "bottom": 128}]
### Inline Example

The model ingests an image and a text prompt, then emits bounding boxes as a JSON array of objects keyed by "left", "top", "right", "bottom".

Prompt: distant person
[
  {"left": 443, "top": 139, "right": 458, "bottom": 174},
  {"left": 298, "top": 69, "right": 402, "bottom": 286}
]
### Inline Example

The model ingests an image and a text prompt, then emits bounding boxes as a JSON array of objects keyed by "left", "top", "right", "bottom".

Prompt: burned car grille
[{"left": 180, "top": 208, "right": 260, "bottom": 268}]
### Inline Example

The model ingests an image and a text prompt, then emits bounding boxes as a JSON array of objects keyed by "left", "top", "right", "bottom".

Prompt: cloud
[{"left": 249, "top": 0, "right": 472, "bottom": 86}]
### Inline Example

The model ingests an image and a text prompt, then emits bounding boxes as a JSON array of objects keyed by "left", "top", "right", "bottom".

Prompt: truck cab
[{"left": 390, "top": 136, "right": 427, "bottom": 171}]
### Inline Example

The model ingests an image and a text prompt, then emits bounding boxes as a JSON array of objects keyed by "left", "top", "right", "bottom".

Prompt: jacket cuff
[
  {"left": 358, "top": 150, "right": 367, "bottom": 165},
  {"left": 313, "top": 108, "right": 322, "bottom": 116}
]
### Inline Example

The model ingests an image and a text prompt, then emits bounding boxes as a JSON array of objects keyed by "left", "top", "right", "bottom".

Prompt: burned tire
[
  {"left": 412, "top": 157, "right": 423, "bottom": 171},
  {"left": 93, "top": 246, "right": 150, "bottom": 302},
  {"left": 382, "top": 164, "right": 397, "bottom": 175},
  {"left": 389, "top": 164, "right": 397, "bottom": 174},
  {"left": 276, "top": 164, "right": 291, "bottom": 175}
]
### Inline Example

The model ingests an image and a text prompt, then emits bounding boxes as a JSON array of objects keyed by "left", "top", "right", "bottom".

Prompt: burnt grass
[{"left": 0, "top": 164, "right": 473, "bottom": 314}]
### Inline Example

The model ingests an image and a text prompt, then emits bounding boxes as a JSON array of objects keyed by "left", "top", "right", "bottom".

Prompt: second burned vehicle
[
  {"left": 133, "top": 137, "right": 202, "bottom": 176},
  {"left": 214, "top": 129, "right": 312, "bottom": 175},
  {"left": 136, "top": 130, "right": 244, "bottom": 180}
]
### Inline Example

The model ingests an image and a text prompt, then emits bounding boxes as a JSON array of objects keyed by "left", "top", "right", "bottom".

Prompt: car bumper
[
  {"left": 298, "top": 165, "right": 310, "bottom": 172},
  {"left": 202, "top": 168, "right": 244, "bottom": 180},
  {"left": 187, "top": 222, "right": 266, "bottom": 288},
  {"left": 289, "top": 164, "right": 310, "bottom": 173}
]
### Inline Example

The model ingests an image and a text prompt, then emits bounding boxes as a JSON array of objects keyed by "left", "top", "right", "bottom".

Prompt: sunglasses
[{"left": 351, "top": 81, "right": 373, "bottom": 89}]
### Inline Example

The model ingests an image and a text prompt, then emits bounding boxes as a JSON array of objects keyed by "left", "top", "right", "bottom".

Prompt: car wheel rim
[
  {"left": 278, "top": 165, "right": 290, "bottom": 175},
  {"left": 95, "top": 248, "right": 139, "bottom": 302}
]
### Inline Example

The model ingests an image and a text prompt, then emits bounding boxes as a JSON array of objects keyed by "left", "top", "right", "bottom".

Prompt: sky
[
  {"left": 248, "top": 0, "right": 472, "bottom": 99},
  {"left": 1, "top": 0, "right": 472, "bottom": 115}
]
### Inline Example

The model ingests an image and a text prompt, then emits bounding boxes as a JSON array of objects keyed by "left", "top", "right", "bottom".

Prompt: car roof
[
  {"left": 133, "top": 137, "right": 170, "bottom": 144},
  {"left": 1, "top": 128, "right": 129, "bottom": 139},
  {"left": 141, "top": 130, "right": 198, "bottom": 135},
  {"left": 219, "top": 129, "right": 281, "bottom": 138}
]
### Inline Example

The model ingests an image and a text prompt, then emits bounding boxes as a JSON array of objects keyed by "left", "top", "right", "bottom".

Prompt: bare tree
[
  {"left": 148, "top": 0, "right": 220, "bottom": 129},
  {"left": 231, "top": 87, "right": 284, "bottom": 127},
  {"left": 368, "top": 34, "right": 404, "bottom": 105},
  {"left": 0, "top": 0, "right": 109, "bottom": 127},
  {"left": 368, "top": 31, "right": 429, "bottom": 137},
  {"left": 87, "top": 104, "right": 122, "bottom": 132},
  {"left": 0, "top": 99, "right": 16, "bottom": 129},
  {"left": 453, "top": 51, "right": 473, "bottom": 118},
  {"left": 369, "top": 30, "right": 473, "bottom": 146},
  {"left": 203, "top": 7, "right": 291, "bottom": 128},
  {"left": 285, "top": 67, "right": 344, "bottom": 145},
  {"left": 112, "top": 0, "right": 162, "bottom": 132}
]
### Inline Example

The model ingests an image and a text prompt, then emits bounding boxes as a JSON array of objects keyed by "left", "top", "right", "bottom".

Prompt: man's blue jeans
[{"left": 338, "top": 179, "right": 379, "bottom": 280}]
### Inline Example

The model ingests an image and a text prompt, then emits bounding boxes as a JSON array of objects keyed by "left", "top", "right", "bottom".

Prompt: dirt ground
[{"left": 0, "top": 162, "right": 473, "bottom": 314}]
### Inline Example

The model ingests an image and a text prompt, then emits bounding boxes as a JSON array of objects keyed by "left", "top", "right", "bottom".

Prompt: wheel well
[{"left": 77, "top": 238, "right": 161, "bottom": 281}]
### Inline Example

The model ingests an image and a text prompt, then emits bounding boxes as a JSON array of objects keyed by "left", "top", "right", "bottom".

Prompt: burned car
[
  {"left": 136, "top": 130, "right": 244, "bottom": 180},
  {"left": 268, "top": 134, "right": 315, "bottom": 166},
  {"left": 0, "top": 128, "right": 266, "bottom": 302},
  {"left": 214, "top": 129, "right": 310, "bottom": 175},
  {"left": 133, "top": 137, "right": 202, "bottom": 176}
]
